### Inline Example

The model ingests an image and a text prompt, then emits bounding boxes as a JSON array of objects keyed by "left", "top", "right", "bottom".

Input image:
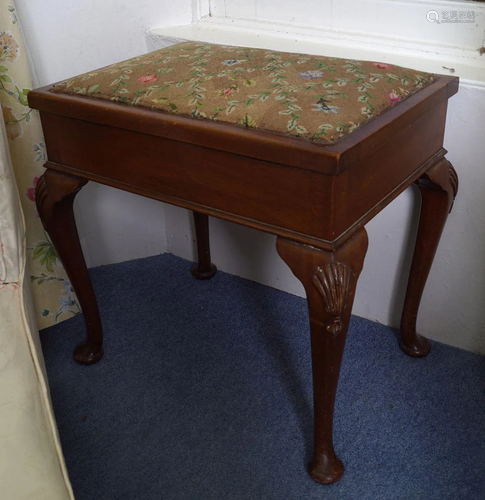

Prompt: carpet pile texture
[{"left": 41, "top": 254, "right": 485, "bottom": 499}]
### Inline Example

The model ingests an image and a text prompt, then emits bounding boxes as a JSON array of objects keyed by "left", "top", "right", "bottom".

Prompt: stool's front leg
[
  {"left": 191, "top": 211, "right": 217, "bottom": 280},
  {"left": 400, "top": 157, "right": 458, "bottom": 357},
  {"left": 36, "top": 169, "right": 104, "bottom": 365},
  {"left": 277, "top": 229, "right": 368, "bottom": 484}
]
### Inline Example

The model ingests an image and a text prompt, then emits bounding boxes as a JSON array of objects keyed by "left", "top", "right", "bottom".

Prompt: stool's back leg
[
  {"left": 277, "top": 229, "right": 368, "bottom": 484},
  {"left": 191, "top": 211, "right": 217, "bottom": 280},
  {"left": 36, "top": 169, "right": 103, "bottom": 365},
  {"left": 400, "top": 157, "right": 458, "bottom": 357}
]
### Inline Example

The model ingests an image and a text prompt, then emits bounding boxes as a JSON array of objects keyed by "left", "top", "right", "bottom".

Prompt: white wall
[
  {"left": 15, "top": 0, "right": 485, "bottom": 354},
  {"left": 15, "top": 0, "right": 193, "bottom": 267}
]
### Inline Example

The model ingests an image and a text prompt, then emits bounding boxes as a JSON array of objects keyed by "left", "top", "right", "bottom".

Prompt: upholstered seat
[{"left": 51, "top": 41, "right": 434, "bottom": 144}]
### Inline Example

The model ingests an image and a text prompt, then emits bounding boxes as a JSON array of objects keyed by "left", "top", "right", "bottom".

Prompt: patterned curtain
[{"left": 1, "top": 1, "right": 79, "bottom": 328}]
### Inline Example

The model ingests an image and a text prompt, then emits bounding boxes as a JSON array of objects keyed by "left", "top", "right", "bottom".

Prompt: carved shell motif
[
  {"left": 34, "top": 174, "right": 49, "bottom": 227},
  {"left": 312, "top": 262, "right": 353, "bottom": 335},
  {"left": 449, "top": 163, "right": 459, "bottom": 199},
  {"left": 449, "top": 163, "right": 459, "bottom": 212}
]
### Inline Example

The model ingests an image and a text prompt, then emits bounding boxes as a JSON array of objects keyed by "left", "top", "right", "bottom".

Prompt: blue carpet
[{"left": 40, "top": 253, "right": 485, "bottom": 500}]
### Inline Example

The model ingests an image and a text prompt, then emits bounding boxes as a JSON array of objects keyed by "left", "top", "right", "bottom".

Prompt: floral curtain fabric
[{"left": 0, "top": 1, "right": 78, "bottom": 328}]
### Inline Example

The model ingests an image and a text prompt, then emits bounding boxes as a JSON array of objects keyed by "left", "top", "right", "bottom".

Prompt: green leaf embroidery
[
  {"left": 287, "top": 118, "right": 297, "bottom": 131},
  {"left": 87, "top": 84, "right": 101, "bottom": 94},
  {"left": 238, "top": 114, "right": 257, "bottom": 127}
]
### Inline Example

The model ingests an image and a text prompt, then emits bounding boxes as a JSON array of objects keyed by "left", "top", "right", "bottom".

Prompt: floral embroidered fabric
[
  {"left": 0, "top": 6, "right": 79, "bottom": 328},
  {"left": 51, "top": 41, "right": 435, "bottom": 144}
]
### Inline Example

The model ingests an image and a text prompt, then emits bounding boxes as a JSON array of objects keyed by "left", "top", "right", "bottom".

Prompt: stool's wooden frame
[{"left": 29, "top": 75, "right": 458, "bottom": 484}]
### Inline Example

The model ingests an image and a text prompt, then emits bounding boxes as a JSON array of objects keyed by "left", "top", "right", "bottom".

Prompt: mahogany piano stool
[{"left": 29, "top": 42, "right": 459, "bottom": 485}]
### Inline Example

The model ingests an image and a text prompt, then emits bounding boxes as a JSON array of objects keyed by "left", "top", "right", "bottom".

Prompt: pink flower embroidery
[
  {"left": 26, "top": 176, "right": 39, "bottom": 202},
  {"left": 373, "top": 62, "right": 393, "bottom": 69},
  {"left": 137, "top": 75, "right": 157, "bottom": 84},
  {"left": 218, "top": 85, "right": 239, "bottom": 97},
  {"left": 388, "top": 92, "right": 402, "bottom": 105}
]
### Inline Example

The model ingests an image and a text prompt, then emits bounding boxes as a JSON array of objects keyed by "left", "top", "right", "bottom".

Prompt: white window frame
[{"left": 150, "top": 0, "right": 485, "bottom": 85}]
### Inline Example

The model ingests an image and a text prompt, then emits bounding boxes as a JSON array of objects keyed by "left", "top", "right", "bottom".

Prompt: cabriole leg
[
  {"left": 36, "top": 169, "right": 103, "bottom": 365},
  {"left": 277, "top": 229, "right": 368, "bottom": 484},
  {"left": 400, "top": 157, "right": 458, "bottom": 357},
  {"left": 191, "top": 211, "right": 217, "bottom": 280}
]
